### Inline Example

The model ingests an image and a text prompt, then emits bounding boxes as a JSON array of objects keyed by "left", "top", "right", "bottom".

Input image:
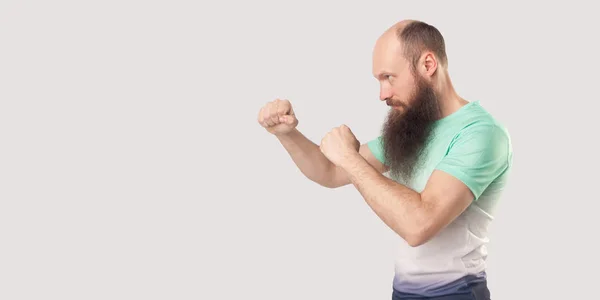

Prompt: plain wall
[{"left": 1, "top": 1, "right": 598, "bottom": 299}]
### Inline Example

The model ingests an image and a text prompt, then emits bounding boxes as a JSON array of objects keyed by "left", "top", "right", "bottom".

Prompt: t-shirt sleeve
[
  {"left": 435, "top": 124, "right": 511, "bottom": 201},
  {"left": 366, "top": 136, "right": 387, "bottom": 165}
]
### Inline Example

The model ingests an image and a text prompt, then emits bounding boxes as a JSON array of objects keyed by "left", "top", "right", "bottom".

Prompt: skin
[{"left": 258, "top": 20, "right": 476, "bottom": 247}]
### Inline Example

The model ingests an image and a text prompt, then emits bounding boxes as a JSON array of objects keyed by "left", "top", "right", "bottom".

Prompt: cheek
[{"left": 391, "top": 82, "right": 411, "bottom": 101}]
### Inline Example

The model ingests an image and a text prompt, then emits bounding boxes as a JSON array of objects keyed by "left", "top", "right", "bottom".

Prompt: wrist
[
  {"left": 339, "top": 150, "right": 363, "bottom": 171},
  {"left": 274, "top": 128, "right": 299, "bottom": 139}
]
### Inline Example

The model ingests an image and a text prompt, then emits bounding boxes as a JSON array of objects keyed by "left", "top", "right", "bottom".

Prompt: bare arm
[
  {"left": 258, "top": 98, "right": 387, "bottom": 188},
  {"left": 320, "top": 123, "right": 510, "bottom": 247},
  {"left": 340, "top": 153, "right": 473, "bottom": 246},
  {"left": 276, "top": 128, "right": 388, "bottom": 188}
]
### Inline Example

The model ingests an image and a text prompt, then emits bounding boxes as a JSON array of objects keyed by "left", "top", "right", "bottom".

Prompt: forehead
[{"left": 372, "top": 36, "right": 406, "bottom": 76}]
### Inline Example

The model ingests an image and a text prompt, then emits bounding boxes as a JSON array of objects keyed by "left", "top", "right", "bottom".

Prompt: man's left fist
[{"left": 320, "top": 124, "right": 360, "bottom": 167}]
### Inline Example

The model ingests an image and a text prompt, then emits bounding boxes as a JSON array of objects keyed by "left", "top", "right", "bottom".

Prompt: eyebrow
[{"left": 375, "top": 71, "right": 394, "bottom": 79}]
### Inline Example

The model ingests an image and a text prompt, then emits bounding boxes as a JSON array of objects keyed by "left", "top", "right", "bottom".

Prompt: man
[{"left": 257, "top": 19, "right": 512, "bottom": 300}]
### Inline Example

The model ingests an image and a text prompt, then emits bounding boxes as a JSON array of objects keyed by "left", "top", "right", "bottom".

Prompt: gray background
[{"left": 1, "top": 1, "right": 598, "bottom": 299}]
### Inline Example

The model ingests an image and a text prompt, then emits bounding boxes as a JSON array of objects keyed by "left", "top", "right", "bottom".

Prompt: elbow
[
  {"left": 321, "top": 182, "right": 347, "bottom": 189},
  {"left": 405, "top": 232, "right": 430, "bottom": 247},
  {"left": 315, "top": 165, "right": 348, "bottom": 189},
  {"left": 311, "top": 175, "right": 346, "bottom": 189},
  {"left": 403, "top": 221, "right": 434, "bottom": 247},
  {"left": 401, "top": 203, "right": 438, "bottom": 247},
  {"left": 313, "top": 178, "right": 340, "bottom": 189}
]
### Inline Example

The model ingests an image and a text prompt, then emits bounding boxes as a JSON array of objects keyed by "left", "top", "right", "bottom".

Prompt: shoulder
[
  {"left": 434, "top": 103, "right": 513, "bottom": 199},
  {"left": 443, "top": 101, "right": 511, "bottom": 150},
  {"left": 456, "top": 104, "right": 511, "bottom": 152}
]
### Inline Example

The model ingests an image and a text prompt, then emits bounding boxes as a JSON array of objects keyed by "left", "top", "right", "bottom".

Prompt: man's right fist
[{"left": 257, "top": 98, "right": 299, "bottom": 135}]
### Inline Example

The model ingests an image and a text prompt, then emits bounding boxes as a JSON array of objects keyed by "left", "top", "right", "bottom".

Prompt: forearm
[
  {"left": 341, "top": 153, "right": 429, "bottom": 245},
  {"left": 276, "top": 128, "right": 338, "bottom": 187}
]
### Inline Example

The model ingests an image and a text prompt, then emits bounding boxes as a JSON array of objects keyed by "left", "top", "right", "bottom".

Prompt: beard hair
[{"left": 381, "top": 75, "right": 441, "bottom": 182}]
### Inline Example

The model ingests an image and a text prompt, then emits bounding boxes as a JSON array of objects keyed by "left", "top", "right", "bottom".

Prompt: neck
[{"left": 434, "top": 71, "right": 468, "bottom": 119}]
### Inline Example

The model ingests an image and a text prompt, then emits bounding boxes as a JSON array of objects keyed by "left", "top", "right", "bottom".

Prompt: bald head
[
  {"left": 383, "top": 19, "right": 417, "bottom": 36},
  {"left": 374, "top": 20, "right": 448, "bottom": 75}
]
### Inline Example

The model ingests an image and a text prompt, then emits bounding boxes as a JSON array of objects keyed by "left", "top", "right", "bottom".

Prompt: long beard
[{"left": 381, "top": 78, "right": 441, "bottom": 182}]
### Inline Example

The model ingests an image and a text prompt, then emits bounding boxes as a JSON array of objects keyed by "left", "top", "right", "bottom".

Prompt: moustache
[{"left": 386, "top": 99, "right": 406, "bottom": 108}]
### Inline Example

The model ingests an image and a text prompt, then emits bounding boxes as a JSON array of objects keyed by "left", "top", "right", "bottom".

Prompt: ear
[{"left": 419, "top": 52, "right": 438, "bottom": 77}]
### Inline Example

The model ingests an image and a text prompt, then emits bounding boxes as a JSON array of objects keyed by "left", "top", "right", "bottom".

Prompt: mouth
[
  {"left": 387, "top": 103, "right": 407, "bottom": 112},
  {"left": 386, "top": 101, "right": 403, "bottom": 108}
]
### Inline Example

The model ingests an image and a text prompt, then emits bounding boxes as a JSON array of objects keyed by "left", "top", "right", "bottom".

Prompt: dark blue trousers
[{"left": 392, "top": 280, "right": 491, "bottom": 300}]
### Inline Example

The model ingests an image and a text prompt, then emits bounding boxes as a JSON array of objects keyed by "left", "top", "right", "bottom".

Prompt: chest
[{"left": 395, "top": 132, "right": 455, "bottom": 192}]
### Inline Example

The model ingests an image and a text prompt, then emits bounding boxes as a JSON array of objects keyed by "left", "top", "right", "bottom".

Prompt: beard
[{"left": 381, "top": 76, "right": 441, "bottom": 182}]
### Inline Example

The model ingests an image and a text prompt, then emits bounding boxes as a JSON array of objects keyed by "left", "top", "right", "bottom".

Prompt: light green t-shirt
[
  {"left": 367, "top": 100, "right": 512, "bottom": 203},
  {"left": 366, "top": 100, "right": 513, "bottom": 296}
]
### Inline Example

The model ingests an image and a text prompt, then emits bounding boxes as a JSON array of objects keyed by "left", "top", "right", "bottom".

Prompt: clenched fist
[
  {"left": 320, "top": 124, "right": 361, "bottom": 167},
  {"left": 257, "top": 99, "right": 299, "bottom": 135}
]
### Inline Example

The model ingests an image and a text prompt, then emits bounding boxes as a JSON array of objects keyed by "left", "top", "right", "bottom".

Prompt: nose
[{"left": 380, "top": 85, "right": 392, "bottom": 101}]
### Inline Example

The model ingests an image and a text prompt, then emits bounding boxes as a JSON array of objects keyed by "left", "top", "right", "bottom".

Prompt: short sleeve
[
  {"left": 435, "top": 124, "right": 511, "bottom": 201},
  {"left": 367, "top": 136, "right": 387, "bottom": 165}
]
